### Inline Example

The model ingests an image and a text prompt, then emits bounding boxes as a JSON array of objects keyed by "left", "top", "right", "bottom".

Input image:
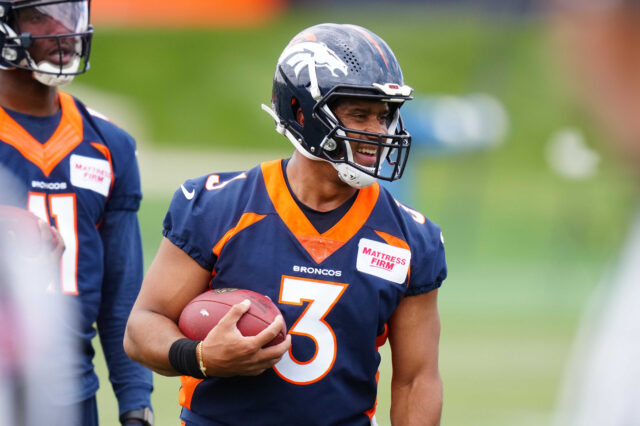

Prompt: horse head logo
[{"left": 279, "top": 41, "right": 349, "bottom": 79}]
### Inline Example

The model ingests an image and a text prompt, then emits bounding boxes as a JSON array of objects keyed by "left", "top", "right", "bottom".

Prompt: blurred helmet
[
  {"left": 262, "top": 23, "right": 413, "bottom": 189},
  {"left": 0, "top": 0, "right": 92, "bottom": 86}
]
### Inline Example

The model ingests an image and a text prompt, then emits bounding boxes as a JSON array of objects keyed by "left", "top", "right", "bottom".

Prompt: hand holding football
[{"left": 178, "top": 288, "right": 287, "bottom": 346}]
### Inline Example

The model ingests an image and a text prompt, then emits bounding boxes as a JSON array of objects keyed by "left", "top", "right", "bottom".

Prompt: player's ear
[
  {"left": 296, "top": 107, "right": 304, "bottom": 126},
  {"left": 291, "top": 97, "right": 304, "bottom": 126}
]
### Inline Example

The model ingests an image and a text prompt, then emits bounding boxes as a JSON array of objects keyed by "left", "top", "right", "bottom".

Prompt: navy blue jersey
[
  {"left": 0, "top": 92, "right": 152, "bottom": 413},
  {"left": 164, "top": 159, "right": 447, "bottom": 425}
]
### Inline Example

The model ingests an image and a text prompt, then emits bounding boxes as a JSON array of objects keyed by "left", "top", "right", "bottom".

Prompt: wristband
[
  {"left": 168, "top": 338, "right": 205, "bottom": 379},
  {"left": 120, "top": 407, "right": 154, "bottom": 426}
]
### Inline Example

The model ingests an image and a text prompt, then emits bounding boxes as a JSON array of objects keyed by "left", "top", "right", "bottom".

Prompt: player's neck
[
  {"left": 286, "top": 152, "right": 358, "bottom": 212},
  {"left": 0, "top": 69, "right": 60, "bottom": 116}
]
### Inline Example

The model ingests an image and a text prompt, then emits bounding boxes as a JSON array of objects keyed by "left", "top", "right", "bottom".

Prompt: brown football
[{"left": 178, "top": 288, "right": 286, "bottom": 346}]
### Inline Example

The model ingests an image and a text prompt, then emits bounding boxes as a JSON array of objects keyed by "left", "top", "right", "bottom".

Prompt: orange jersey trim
[
  {"left": 178, "top": 375, "right": 204, "bottom": 411},
  {"left": 376, "top": 323, "right": 389, "bottom": 350},
  {"left": 0, "top": 91, "right": 83, "bottom": 177},
  {"left": 212, "top": 212, "right": 267, "bottom": 257},
  {"left": 261, "top": 159, "right": 380, "bottom": 264},
  {"left": 374, "top": 230, "right": 411, "bottom": 283},
  {"left": 89, "top": 142, "right": 115, "bottom": 195},
  {"left": 364, "top": 370, "right": 381, "bottom": 419}
]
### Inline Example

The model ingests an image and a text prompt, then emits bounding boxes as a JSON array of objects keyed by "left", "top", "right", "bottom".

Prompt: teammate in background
[
  {"left": 0, "top": 1, "right": 153, "bottom": 425},
  {"left": 125, "top": 23, "right": 446, "bottom": 425},
  {"left": 548, "top": 1, "right": 640, "bottom": 425},
  {"left": 0, "top": 203, "right": 71, "bottom": 425}
]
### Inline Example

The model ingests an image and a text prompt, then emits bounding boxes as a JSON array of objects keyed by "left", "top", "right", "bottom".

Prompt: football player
[
  {"left": 125, "top": 23, "right": 446, "bottom": 425},
  {"left": 0, "top": 1, "right": 153, "bottom": 425}
]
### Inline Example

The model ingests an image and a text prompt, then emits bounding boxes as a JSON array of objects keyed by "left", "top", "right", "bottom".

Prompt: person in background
[
  {"left": 0, "top": 1, "right": 153, "bottom": 424},
  {"left": 548, "top": 1, "right": 640, "bottom": 424},
  {"left": 0, "top": 199, "right": 70, "bottom": 425}
]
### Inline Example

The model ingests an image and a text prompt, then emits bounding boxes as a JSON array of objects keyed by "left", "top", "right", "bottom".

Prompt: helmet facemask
[
  {"left": 314, "top": 88, "right": 412, "bottom": 187},
  {"left": 0, "top": 0, "right": 93, "bottom": 86}
]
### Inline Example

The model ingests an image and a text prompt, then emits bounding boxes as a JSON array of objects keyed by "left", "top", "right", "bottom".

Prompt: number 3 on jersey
[
  {"left": 274, "top": 276, "right": 347, "bottom": 384},
  {"left": 28, "top": 192, "right": 78, "bottom": 295}
]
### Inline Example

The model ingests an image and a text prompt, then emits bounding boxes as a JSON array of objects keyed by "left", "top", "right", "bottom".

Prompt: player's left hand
[{"left": 200, "top": 300, "right": 292, "bottom": 377}]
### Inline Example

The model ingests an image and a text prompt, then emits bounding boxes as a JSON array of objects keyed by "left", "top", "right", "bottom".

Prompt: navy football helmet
[
  {"left": 262, "top": 23, "right": 413, "bottom": 188},
  {"left": 0, "top": 0, "right": 92, "bottom": 86}
]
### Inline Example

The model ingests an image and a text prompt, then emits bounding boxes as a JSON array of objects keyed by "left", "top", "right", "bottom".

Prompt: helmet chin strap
[
  {"left": 332, "top": 162, "right": 376, "bottom": 189},
  {"left": 31, "top": 57, "right": 79, "bottom": 87},
  {"left": 330, "top": 140, "right": 376, "bottom": 189}
]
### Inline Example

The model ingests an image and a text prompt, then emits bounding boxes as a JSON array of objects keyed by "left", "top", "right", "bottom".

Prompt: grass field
[{"left": 79, "top": 5, "right": 639, "bottom": 425}]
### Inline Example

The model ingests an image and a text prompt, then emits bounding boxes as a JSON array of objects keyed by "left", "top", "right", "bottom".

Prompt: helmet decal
[{"left": 279, "top": 41, "right": 348, "bottom": 79}]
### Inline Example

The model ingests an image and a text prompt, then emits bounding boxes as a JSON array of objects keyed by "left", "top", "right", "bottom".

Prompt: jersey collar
[
  {"left": 0, "top": 91, "right": 83, "bottom": 177},
  {"left": 261, "top": 159, "right": 379, "bottom": 263}
]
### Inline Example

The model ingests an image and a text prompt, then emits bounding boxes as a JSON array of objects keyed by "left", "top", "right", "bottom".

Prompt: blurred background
[{"left": 70, "top": 0, "right": 639, "bottom": 424}]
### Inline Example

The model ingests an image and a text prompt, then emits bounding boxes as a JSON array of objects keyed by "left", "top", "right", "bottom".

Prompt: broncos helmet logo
[{"left": 278, "top": 41, "right": 348, "bottom": 79}]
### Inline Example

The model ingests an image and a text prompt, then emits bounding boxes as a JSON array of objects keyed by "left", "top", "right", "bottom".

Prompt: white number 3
[{"left": 274, "top": 276, "right": 347, "bottom": 385}]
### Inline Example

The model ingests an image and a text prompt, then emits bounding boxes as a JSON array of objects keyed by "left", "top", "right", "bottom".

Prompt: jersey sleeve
[
  {"left": 106, "top": 128, "right": 142, "bottom": 212},
  {"left": 92, "top": 116, "right": 152, "bottom": 413},
  {"left": 98, "top": 208, "right": 153, "bottom": 415},
  {"left": 85, "top": 107, "right": 142, "bottom": 212},
  {"left": 163, "top": 177, "right": 219, "bottom": 271},
  {"left": 402, "top": 211, "right": 448, "bottom": 297}
]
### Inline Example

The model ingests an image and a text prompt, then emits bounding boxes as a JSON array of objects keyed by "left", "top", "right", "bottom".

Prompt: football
[{"left": 178, "top": 288, "right": 287, "bottom": 346}]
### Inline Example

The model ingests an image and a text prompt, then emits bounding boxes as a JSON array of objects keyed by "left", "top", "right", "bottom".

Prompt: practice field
[{"left": 82, "top": 6, "right": 637, "bottom": 425}]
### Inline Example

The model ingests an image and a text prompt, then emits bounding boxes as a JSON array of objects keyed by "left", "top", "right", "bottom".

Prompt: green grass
[
  {"left": 82, "top": 6, "right": 639, "bottom": 425},
  {"left": 78, "top": 8, "right": 560, "bottom": 152}
]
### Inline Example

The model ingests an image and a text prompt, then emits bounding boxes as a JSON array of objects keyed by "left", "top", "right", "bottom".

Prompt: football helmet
[
  {"left": 262, "top": 23, "right": 413, "bottom": 188},
  {"left": 0, "top": 0, "right": 92, "bottom": 86}
]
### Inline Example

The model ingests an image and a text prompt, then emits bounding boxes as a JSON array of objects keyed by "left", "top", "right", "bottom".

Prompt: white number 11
[{"left": 28, "top": 192, "right": 79, "bottom": 295}]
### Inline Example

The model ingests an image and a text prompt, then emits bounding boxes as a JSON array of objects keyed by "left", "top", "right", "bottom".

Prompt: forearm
[
  {"left": 124, "top": 309, "right": 186, "bottom": 376},
  {"left": 99, "top": 314, "right": 153, "bottom": 413},
  {"left": 391, "top": 374, "right": 443, "bottom": 426}
]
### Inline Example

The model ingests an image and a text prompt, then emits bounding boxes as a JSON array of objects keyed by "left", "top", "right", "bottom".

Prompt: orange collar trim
[
  {"left": 0, "top": 91, "right": 84, "bottom": 177},
  {"left": 261, "top": 159, "right": 379, "bottom": 263}
]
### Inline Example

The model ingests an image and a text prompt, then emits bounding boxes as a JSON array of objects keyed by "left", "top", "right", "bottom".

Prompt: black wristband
[{"left": 168, "top": 338, "right": 205, "bottom": 378}]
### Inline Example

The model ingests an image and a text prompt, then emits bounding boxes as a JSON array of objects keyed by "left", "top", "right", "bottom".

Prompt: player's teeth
[{"left": 358, "top": 148, "right": 377, "bottom": 155}]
